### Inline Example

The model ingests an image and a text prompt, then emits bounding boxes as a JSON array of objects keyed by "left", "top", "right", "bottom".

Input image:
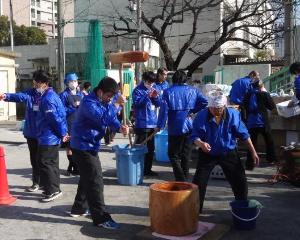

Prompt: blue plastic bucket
[
  {"left": 112, "top": 144, "right": 147, "bottom": 186},
  {"left": 230, "top": 200, "right": 260, "bottom": 230},
  {"left": 154, "top": 130, "right": 169, "bottom": 162}
]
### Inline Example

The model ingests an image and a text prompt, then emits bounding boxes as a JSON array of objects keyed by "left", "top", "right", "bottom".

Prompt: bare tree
[{"left": 108, "top": 0, "right": 284, "bottom": 75}]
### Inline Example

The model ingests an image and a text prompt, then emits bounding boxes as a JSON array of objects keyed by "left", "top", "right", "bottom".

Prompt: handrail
[{"left": 263, "top": 66, "right": 293, "bottom": 93}]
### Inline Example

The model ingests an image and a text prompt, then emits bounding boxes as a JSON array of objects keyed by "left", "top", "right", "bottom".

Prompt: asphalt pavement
[{"left": 0, "top": 122, "right": 299, "bottom": 240}]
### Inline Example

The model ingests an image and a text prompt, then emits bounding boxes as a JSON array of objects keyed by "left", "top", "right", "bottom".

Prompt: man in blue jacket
[
  {"left": 70, "top": 77, "right": 128, "bottom": 230},
  {"left": 0, "top": 75, "right": 41, "bottom": 192},
  {"left": 34, "top": 70, "right": 68, "bottom": 202},
  {"left": 191, "top": 90, "right": 259, "bottom": 212},
  {"left": 60, "top": 73, "right": 84, "bottom": 175},
  {"left": 132, "top": 71, "right": 161, "bottom": 176},
  {"left": 289, "top": 62, "right": 300, "bottom": 101},
  {"left": 156, "top": 67, "right": 169, "bottom": 95},
  {"left": 243, "top": 79, "right": 276, "bottom": 170},
  {"left": 157, "top": 70, "right": 208, "bottom": 181},
  {"left": 229, "top": 71, "right": 260, "bottom": 120}
]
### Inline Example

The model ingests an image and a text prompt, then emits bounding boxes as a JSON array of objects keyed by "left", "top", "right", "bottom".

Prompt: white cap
[{"left": 207, "top": 90, "right": 227, "bottom": 108}]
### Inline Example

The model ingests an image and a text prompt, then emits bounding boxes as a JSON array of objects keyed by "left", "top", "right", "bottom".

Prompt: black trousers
[
  {"left": 71, "top": 149, "right": 111, "bottom": 225},
  {"left": 26, "top": 138, "right": 40, "bottom": 185},
  {"left": 134, "top": 128, "right": 155, "bottom": 174},
  {"left": 246, "top": 127, "right": 277, "bottom": 168},
  {"left": 192, "top": 150, "right": 248, "bottom": 212},
  {"left": 38, "top": 145, "right": 60, "bottom": 195},
  {"left": 104, "top": 127, "right": 116, "bottom": 145},
  {"left": 168, "top": 134, "right": 191, "bottom": 181}
]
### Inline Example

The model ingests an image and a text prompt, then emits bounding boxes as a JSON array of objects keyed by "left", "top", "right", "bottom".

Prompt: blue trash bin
[
  {"left": 112, "top": 144, "right": 147, "bottom": 186},
  {"left": 154, "top": 130, "right": 169, "bottom": 162},
  {"left": 230, "top": 200, "right": 261, "bottom": 230}
]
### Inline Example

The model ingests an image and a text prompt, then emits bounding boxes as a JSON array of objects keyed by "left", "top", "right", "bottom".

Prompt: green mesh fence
[{"left": 85, "top": 20, "right": 107, "bottom": 87}]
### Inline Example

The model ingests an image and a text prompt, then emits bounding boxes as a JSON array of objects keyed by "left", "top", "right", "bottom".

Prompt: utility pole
[
  {"left": 284, "top": 0, "right": 294, "bottom": 66},
  {"left": 9, "top": 0, "right": 14, "bottom": 51},
  {"left": 136, "top": 0, "right": 142, "bottom": 84},
  {"left": 57, "top": 0, "right": 65, "bottom": 91}
]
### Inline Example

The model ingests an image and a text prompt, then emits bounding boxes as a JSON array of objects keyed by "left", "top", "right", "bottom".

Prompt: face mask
[
  {"left": 144, "top": 82, "right": 153, "bottom": 89},
  {"left": 36, "top": 87, "right": 44, "bottom": 94},
  {"left": 68, "top": 81, "right": 78, "bottom": 90}
]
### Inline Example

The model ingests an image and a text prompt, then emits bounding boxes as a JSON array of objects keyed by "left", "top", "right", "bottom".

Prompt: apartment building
[{"left": 1, "top": 0, "right": 74, "bottom": 38}]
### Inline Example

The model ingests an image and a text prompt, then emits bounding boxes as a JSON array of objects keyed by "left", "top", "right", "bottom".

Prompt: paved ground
[{"left": 0, "top": 122, "right": 300, "bottom": 240}]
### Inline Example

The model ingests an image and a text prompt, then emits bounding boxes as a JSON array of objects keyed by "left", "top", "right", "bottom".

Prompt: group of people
[
  {"left": 132, "top": 69, "right": 260, "bottom": 213},
  {"left": 0, "top": 71, "right": 128, "bottom": 229},
  {"left": 3, "top": 62, "right": 299, "bottom": 230}
]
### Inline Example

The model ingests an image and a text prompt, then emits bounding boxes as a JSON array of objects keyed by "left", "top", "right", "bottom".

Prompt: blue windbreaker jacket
[
  {"left": 157, "top": 84, "right": 208, "bottom": 135},
  {"left": 132, "top": 83, "right": 161, "bottom": 129},
  {"left": 294, "top": 75, "right": 300, "bottom": 100},
  {"left": 59, "top": 88, "right": 84, "bottom": 118},
  {"left": 5, "top": 89, "right": 40, "bottom": 138},
  {"left": 191, "top": 108, "right": 249, "bottom": 156},
  {"left": 245, "top": 89, "right": 265, "bottom": 128},
  {"left": 70, "top": 92, "right": 121, "bottom": 151},
  {"left": 36, "top": 88, "right": 67, "bottom": 145},
  {"left": 229, "top": 76, "right": 252, "bottom": 105},
  {"left": 156, "top": 81, "right": 169, "bottom": 96}
]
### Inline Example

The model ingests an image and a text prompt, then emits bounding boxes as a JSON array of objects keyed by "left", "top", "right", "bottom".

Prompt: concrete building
[
  {"left": 0, "top": 50, "right": 18, "bottom": 120},
  {"left": 0, "top": 0, "right": 74, "bottom": 38}
]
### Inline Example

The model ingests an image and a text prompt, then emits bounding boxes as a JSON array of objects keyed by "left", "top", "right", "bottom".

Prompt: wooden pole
[{"left": 119, "top": 64, "right": 133, "bottom": 147}]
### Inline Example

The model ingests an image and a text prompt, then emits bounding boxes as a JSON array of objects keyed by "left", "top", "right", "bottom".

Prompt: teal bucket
[
  {"left": 230, "top": 200, "right": 261, "bottom": 230},
  {"left": 112, "top": 144, "right": 147, "bottom": 186}
]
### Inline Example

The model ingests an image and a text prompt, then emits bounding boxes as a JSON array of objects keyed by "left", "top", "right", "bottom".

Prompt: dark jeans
[
  {"left": 246, "top": 127, "right": 277, "bottom": 169},
  {"left": 192, "top": 150, "right": 248, "bottom": 213},
  {"left": 168, "top": 134, "right": 191, "bottom": 181},
  {"left": 71, "top": 149, "right": 111, "bottom": 225},
  {"left": 26, "top": 138, "right": 40, "bottom": 185},
  {"left": 38, "top": 145, "right": 60, "bottom": 195},
  {"left": 134, "top": 128, "right": 155, "bottom": 174}
]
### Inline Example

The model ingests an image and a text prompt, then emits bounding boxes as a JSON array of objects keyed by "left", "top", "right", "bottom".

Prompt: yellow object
[{"left": 123, "top": 84, "right": 130, "bottom": 97}]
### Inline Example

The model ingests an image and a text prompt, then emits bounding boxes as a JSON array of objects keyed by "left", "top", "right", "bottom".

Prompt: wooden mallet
[{"left": 109, "top": 51, "right": 150, "bottom": 147}]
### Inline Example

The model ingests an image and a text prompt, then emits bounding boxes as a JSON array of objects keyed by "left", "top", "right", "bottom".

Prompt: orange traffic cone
[{"left": 0, "top": 146, "right": 16, "bottom": 205}]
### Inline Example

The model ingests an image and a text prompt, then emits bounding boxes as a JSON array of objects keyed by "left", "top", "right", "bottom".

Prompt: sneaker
[
  {"left": 97, "top": 219, "right": 120, "bottom": 230},
  {"left": 69, "top": 209, "right": 90, "bottom": 218},
  {"left": 25, "top": 184, "right": 39, "bottom": 192},
  {"left": 41, "top": 191, "right": 62, "bottom": 202}
]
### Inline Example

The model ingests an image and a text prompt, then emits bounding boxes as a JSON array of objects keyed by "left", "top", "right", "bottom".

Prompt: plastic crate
[{"left": 276, "top": 100, "right": 300, "bottom": 118}]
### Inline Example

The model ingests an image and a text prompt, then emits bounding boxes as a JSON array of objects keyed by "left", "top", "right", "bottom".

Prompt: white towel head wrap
[{"left": 207, "top": 90, "right": 227, "bottom": 108}]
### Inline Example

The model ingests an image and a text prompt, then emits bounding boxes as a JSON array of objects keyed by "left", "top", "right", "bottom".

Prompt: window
[
  {"left": 37, "top": 22, "right": 41, "bottom": 26},
  {"left": 36, "top": 0, "right": 40, "bottom": 8},
  {"left": 54, "top": 2, "right": 57, "bottom": 11},
  {"left": 31, "top": 9, "right": 35, "bottom": 18},
  {"left": 31, "top": 21, "right": 36, "bottom": 26},
  {"left": 31, "top": 0, "right": 35, "bottom": 6},
  {"left": 37, "top": 10, "right": 41, "bottom": 20}
]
